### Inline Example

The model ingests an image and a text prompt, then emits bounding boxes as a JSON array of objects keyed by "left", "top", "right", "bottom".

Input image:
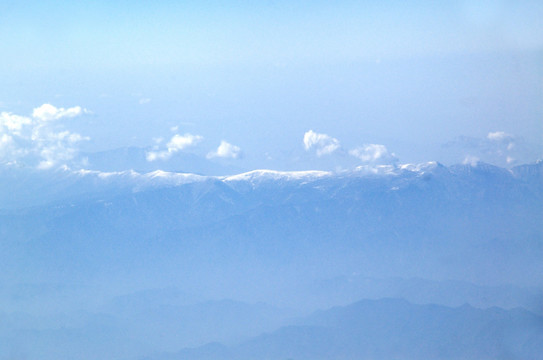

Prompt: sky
[{"left": 0, "top": 0, "right": 542, "bottom": 173}]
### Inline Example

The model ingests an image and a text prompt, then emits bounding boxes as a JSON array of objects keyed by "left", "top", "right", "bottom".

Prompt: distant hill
[{"left": 155, "top": 298, "right": 543, "bottom": 360}]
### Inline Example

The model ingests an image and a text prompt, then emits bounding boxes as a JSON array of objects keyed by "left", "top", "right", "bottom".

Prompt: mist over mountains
[
  {"left": 0, "top": 160, "right": 541, "bottom": 359},
  {"left": 153, "top": 298, "right": 543, "bottom": 360}
]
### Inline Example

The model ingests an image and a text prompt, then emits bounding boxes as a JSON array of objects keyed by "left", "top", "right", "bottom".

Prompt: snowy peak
[
  {"left": 59, "top": 160, "right": 543, "bottom": 187},
  {"left": 1, "top": 161, "right": 541, "bottom": 210},
  {"left": 223, "top": 169, "right": 331, "bottom": 183}
]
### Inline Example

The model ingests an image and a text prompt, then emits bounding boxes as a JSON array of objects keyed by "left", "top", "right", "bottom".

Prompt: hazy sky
[{"left": 1, "top": 0, "right": 542, "bottom": 171}]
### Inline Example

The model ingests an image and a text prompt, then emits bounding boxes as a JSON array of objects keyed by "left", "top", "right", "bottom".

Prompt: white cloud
[
  {"left": 0, "top": 104, "right": 89, "bottom": 169},
  {"left": 167, "top": 134, "right": 202, "bottom": 152},
  {"left": 0, "top": 134, "right": 15, "bottom": 156},
  {"left": 349, "top": 144, "right": 398, "bottom": 165},
  {"left": 207, "top": 140, "right": 242, "bottom": 159},
  {"left": 32, "top": 104, "right": 85, "bottom": 122},
  {"left": 487, "top": 131, "right": 516, "bottom": 153},
  {"left": 146, "top": 150, "right": 170, "bottom": 162},
  {"left": 487, "top": 131, "right": 513, "bottom": 142},
  {"left": 146, "top": 133, "right": 203, "bottom": 161},
  {"left": 37, "top": 160, "right": 55, "bottom": 170},
  {"left": 0, "top": 112, "right": 31, "bottom": 134},
  {"left": 303, "top": 130, "right": 340, "bottom": 156},
  {"left": 0, "top": 134, "right": 13, "bottom": 146},
  {"left": 139, "top": 98, "right": 151, "bottom": 105}
]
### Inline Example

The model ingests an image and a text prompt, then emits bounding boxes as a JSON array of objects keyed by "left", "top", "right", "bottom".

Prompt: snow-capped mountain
[
  {"left": 0, "top": 161, "right": 541, "bottom": 360},
  {"left": 1, "top": 161, "right": 541, "bottom": 288}
]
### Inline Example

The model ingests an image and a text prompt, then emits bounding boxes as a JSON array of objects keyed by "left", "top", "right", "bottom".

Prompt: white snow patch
[{"left": 224, "top": 169, "right": 331, "bottom": 182}]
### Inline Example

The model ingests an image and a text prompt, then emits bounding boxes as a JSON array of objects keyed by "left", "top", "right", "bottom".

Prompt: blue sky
[{"left": 0, "top": 0, "right": 542, "bottom": 172}]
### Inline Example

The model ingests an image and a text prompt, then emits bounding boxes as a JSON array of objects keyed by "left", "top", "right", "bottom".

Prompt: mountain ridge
[
  {"left": 147, "top": 297, "right": 543, "bottom": 360},
  {"left": 1, "top": 160, "right": 541, "bottom": 210}
]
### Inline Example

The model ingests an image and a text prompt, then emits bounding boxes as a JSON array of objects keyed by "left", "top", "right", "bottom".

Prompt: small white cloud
[
  {"left": 349, "top": 144, "right": 398, "bottom": 164},
  {"left": 32, "top": 104, "right": 86, "bottom": 121},
  {"left": 37, "top": 159, "right": 55, "bottom": 170},
  {"left": 0, "top": 134, "right": 13, "bottom": 146},
  {"left": 487, "top": 131, "right": 513, "bottom": 142},
  {"left": 139, "top": 98, "right": 151, "bottom": 105},
  {"left": 48, "top": 130, "right": 88, "bottom": 143},
  {"left": 207, "top": 140, "right": 242, "bottom": 159},
  {"left": 0, "top": 112, "right": 32, "bottom": 134},
  {"left": 146, "top": 150, "right": 170, "bottom": 161},
  {"left": 0, "top": 134, "right": 15, "bottom": 158},
  {"left": 487, "top": 131, "right": 516, "bottom": 152},
  {"left": 303, "top": 130, "right": 340, "bottom": 156},
  {"left": 0, "top": 104, "right": 89, "bottom": 169},
  {"left": 167, "top": 133, "right": 203, "bottom": 152},
  {"left": 146, "top": 133, "right": 203, "bottom": 161}
]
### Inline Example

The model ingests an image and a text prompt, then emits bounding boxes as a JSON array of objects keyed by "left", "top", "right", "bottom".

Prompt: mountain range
[{"left": 0, "top": 160, "right": 541, "bottom": 359}]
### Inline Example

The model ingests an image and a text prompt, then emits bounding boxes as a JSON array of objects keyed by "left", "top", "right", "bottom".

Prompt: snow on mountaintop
[
  {"left": 352, "top": 164, "right": 398, "bottom": 175},
  {"left": 65, "top": 159, "right": 543, "bottom": 186},
  {"left": 399, "top": 161, "right": 441, "bottom": 173},
  {"left": 70, "top": 161, "right": 453, "bottom": 186},
  {"left": 1, "top": 161, "right": 541, "bottom": 210},
  {"left": 138, "top": 170, "right": 208, "bottom": 187},
  {"left": 74, "top": 169, "right": 140, "bottom": 179},
  {"left": 223, "top": 169, "right": 332, "bottom": 183},
  {"left": 73, "top": 168, "right": 208, "bottom": 188}
]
